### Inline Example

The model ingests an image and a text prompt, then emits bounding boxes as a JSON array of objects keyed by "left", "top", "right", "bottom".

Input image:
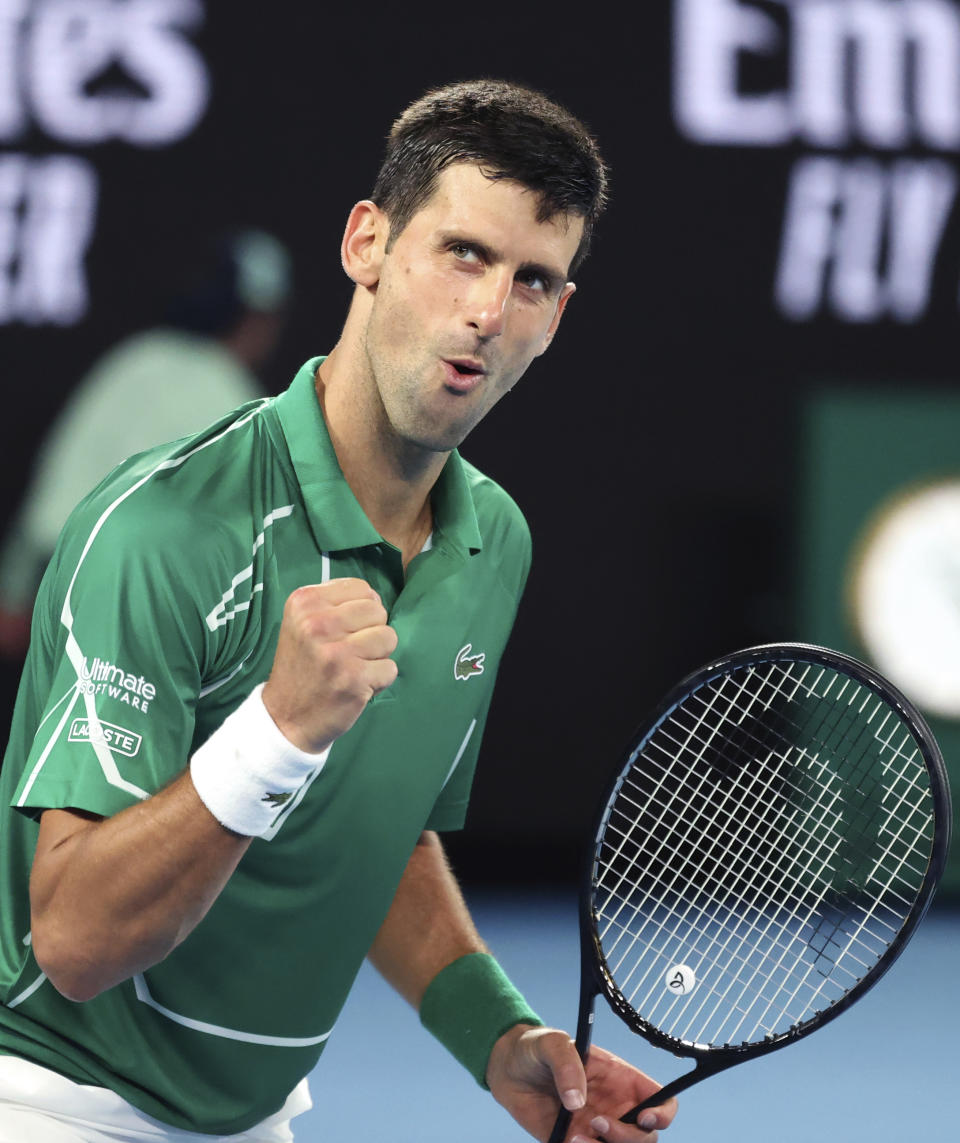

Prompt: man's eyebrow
[{"left": 438, "top": 231, "right": 567, "bottom": 291}]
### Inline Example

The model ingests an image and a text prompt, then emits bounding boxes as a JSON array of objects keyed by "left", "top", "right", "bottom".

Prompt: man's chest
[{"left": 193, "top": 537, "right": 517, "bottom": 760}]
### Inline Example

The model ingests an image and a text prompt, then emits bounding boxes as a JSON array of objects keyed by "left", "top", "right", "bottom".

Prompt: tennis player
[{"left": 0, "top": 80, "right": 677, "bottom": 1143}]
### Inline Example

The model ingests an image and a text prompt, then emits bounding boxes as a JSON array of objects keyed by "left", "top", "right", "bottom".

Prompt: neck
[{"left": 314, "top": 343, "right": 445, "bottom": 567}]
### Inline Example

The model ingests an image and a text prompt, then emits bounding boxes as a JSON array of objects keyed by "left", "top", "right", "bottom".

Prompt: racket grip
[{"left": 547, "top": 1107, "right": 572, "bottom": 1143}]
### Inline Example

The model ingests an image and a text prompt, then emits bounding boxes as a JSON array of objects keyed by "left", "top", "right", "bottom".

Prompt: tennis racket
[{"left": 548, "top": 642, "right": 951, "bottom": 1143}]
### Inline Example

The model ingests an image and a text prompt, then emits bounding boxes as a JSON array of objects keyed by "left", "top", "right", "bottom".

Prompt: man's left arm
[
  {"left": 367, "top": 831, "right": 483, "bottom": 1006},
  {"left": 368, "top": 831, "right": 677, "bottom": 1142}
]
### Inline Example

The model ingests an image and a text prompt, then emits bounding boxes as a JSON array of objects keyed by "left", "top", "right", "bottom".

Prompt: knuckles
[
  {"left": 283, "top": 582, "right": 389, "bottom": 642},
  {"left": 286, "top": 578, "right": 380, "bottom": 605},
  {"left": 301, "top": 609, "right": 342, "bottom": 641}
]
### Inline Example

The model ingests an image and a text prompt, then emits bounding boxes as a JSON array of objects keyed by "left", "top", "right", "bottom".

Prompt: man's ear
[
  {"left": 341, "top": 200, "right": 389, "bottom": 287},
  {"left": 536, "top": 281, "right": 577, "bottom": 356}
]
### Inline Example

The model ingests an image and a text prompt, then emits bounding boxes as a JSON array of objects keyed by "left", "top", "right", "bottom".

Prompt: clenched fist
[{"left": 262, "top": 578, "right": 398, "bottom": 753}]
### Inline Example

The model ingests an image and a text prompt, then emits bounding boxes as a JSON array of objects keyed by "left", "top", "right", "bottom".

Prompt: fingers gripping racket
[{"left": 548, "top": 643, "right": 951, "bottom": 1143}]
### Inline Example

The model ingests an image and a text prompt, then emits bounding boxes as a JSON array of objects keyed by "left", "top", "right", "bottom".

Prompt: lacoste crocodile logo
[
  {"left": 262, "top": 791, "right": 293, "bottom": 807},
  {"left": 454, "top": 643, "right": 485, "bottom": 681}
]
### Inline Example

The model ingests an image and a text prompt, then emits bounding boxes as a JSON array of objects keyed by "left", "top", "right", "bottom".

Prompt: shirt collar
[{"left": 274, "top": 357, "right": 482, "bottom": 556}]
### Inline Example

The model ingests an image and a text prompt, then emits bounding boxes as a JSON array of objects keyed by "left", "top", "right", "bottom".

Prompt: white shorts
[{"left": 0, "top": 1055, "right": 313, "bottom": 1142}]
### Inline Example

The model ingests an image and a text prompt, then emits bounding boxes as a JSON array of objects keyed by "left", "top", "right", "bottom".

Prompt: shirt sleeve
[{"left": 10, "top": 492, "right": 209, "bottom": 821}]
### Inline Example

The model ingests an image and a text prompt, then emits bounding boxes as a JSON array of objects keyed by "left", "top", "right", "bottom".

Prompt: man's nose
[{"left": 466, "top": 271, "right": 511, "bottom": 338}]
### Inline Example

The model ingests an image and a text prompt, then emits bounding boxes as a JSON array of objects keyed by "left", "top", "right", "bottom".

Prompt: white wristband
[{"left": 190, "top": 684, "right": 331, "bottom": 838}]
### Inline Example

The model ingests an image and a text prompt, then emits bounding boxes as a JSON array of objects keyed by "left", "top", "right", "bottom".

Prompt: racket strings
[
  {"left": 592, "top": 660, "right": 935, "bottom": 1049},
  {"left": 608, "top": 663, "right": 931, "bottom": 914},
  {"left": 599, "top": 669, "right": 886, "bottom": 951},
  {"left": 599, "top": 832, "right": 863, "bottom": 1047},
  {"left": 630, "top": 671, "right": 929, "bottom": 989},
  {"left": 601, "top": 762, "right": 858, "bottom": 1042},
  {"left": 609, "top": 738, "right": 923, "bottom": 1037},
  {"left": 597, "top": 662, "right": 858, "bottom": 911},
  {"left": 626, "top": 676, "right": 928, "bottom": 1028},
  {"left": 726, "top": 668, "right": 934, "bottom": 896},
  {"left": 594, "top": 662, "right": 807, "bottom": 932},
  {"left": 637, "top": 688, "right": 929, "bottom": 909},
  {"left": 611, "top": 750, "right": 846, "bottom": 979},
  {"left": 600, "top": 739, "right": 845, "bottom": 984}
]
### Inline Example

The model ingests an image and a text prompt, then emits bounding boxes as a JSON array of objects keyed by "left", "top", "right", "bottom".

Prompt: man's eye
[
  {"left": 451, "top": 244, "right": 478, "bottom": 262},
  {"left": 517, "top": 271, "right": 547, "bottom": 292}
]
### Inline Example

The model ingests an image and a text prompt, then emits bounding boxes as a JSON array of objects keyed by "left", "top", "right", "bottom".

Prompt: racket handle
[
  {"left": 547, "top": 1056, "right": 683, "bottom": 1141},
  {"left": 547, "top": 1107, "right": 572, "bottom": 1143}
]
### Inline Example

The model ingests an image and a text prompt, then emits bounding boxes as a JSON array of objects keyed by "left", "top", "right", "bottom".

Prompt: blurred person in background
[{"left": 0, "top": 228, "right": 293, "bottom": 659}]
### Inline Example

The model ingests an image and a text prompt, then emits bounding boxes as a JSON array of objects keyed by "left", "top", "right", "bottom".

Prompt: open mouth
[
  {"left": 448, "top": 360, "right": 484, "bottom": 378},
  {"left": 442, "top": 359, "right": 486, "bottom": 391}
]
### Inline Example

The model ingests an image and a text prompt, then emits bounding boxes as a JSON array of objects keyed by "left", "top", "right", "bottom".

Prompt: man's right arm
[
  {"left": 29, "top": 577, "right": 398, "bottom": 1002},
  {"left": 30, "top": 777, "right": 251, "bottom": 1002}
]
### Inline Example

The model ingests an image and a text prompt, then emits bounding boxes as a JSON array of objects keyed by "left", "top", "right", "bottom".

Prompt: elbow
[
  {"left": 49, "top": 975, "right": 102, "bottom": 1005},
  {"left": 32, "top": 924, "right": 102, "bottom": 1002},
  {"left": 31, "top": 914, "right": 118, "bottom": 1003},
  {"left": 31, "top": 909, "right": 176, "bottom": 1003}
]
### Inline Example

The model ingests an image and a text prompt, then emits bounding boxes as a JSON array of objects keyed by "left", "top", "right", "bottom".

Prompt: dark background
[{"left": 3, "top": 1, "right": 958, "bottom": 887}]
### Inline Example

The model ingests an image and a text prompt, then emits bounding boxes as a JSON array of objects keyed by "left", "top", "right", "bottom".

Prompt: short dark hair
[{"left": 370, "top": 79, "right": 609, "bottom": 275}]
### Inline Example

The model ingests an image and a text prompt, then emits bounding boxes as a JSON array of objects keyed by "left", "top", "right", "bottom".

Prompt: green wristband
[{"left": 419, "top": 952, "right": 544, "bottom": 1088}]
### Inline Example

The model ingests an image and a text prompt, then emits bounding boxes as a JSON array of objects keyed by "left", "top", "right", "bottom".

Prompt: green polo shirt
[{"left": 0, "top": 358, "right": 531, "bottom": 1134}]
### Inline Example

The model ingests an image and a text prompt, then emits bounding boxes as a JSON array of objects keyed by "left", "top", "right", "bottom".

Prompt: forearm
[
  {"left": 367, "top": 830, "right": 486, "bottom": 1008},
  {"left": 371, "top": 831, "right": 543, "bottom": 1094},
  {"left": 30, "top": 770, "right": 250, "bottom": 1001}
]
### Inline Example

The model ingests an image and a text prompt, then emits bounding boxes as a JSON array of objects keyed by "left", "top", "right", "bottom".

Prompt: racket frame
[{"left": 560, "top": 642, "right": 952, "bottom": 1134}]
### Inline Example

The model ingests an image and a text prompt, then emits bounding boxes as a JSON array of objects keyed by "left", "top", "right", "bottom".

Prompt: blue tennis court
[{"left": 299, "top": 888, "right": 957, "bottom": 1142}]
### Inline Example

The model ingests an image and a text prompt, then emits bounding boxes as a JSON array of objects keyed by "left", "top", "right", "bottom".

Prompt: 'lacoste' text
[{"left": 69, "top": 717, "right": 142, "bottom": 758}]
